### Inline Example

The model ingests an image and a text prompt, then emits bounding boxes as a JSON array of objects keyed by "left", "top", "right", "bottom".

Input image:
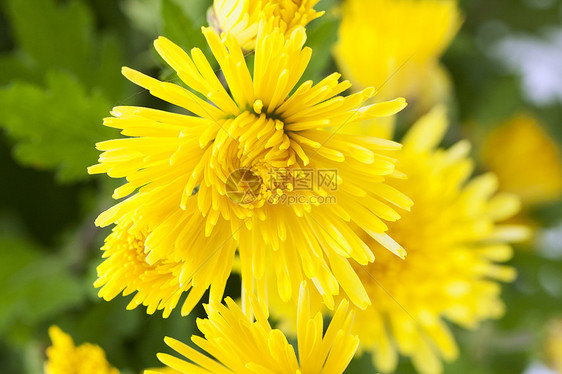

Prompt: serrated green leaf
[
  {"left": 0, "top": 72, "right": 115, "bottom": 183},
  {"left": 6, "top": 0, "right": 93, "bottom": 78},
  {"left": 4, "top": 0, "right": 124, "bottom": 99},
  {"left": 0, "top": 235, "right": 86, "bottom": 336}
]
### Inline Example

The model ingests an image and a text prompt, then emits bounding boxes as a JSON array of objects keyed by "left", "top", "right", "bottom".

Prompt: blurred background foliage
[{"left": 0, "top": 0, "right": 561, "bottom": 373}]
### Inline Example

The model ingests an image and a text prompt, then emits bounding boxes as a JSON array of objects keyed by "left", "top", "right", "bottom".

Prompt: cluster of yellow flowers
[{"left": 45, "top": 0, "right": 543, "bottom": 373}]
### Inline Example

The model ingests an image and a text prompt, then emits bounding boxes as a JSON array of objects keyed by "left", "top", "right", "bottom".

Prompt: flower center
[
  {"left": 216, "top": 109, "right": 296, "bottom": 206},
  {"left": 121, "top": 226, "right": 150, "bottom": 263}
]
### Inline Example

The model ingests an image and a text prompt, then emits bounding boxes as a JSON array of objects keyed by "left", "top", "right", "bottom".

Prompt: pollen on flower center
[{"left": 218, "top": 105, "right": 337, "bottom": 208}]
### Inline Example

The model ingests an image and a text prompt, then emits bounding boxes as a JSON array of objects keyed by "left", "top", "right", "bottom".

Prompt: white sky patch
[
  {"left": 522, "top": 362, "right": 557, "bottom": 374},
  {"left": 494, "top": 28, "right": 562, "bottom": 105},
  {"left": 537, "top": 221, "right": 562, "bottom": 259}
]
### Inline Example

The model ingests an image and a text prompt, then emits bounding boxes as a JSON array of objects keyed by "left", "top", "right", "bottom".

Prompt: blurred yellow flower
[
  {"left": 546, "top": 319, "right": 562, "bottom": 373},
  {"left": 335, "top": 0, "right": 461, "bottom": 105},
  {"left": 89, "top": 25, "right": 411, "bottom": 316},
  {"left": 481, "top": 114, "right": 562, "bottom": 207},
  {"left": 334, "top": 107, "right": 529, "bottom": 374},
  {"left": 146, "top": 282, "right": 358, "bottom": 374},
  {"left": 45, "top": 326, "right": 119, "bottom": 374},
  {"left": 209, "top": 0, "right": 324, "bottom": 51}
]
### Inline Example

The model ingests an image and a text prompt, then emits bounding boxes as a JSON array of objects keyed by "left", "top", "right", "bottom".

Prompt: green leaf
[
  {"left": 94, "top": 35, "right": 129, "bottom": 102},
  {"left": 0, "top": 235, "right": 86, "bottom": 336},
  {"left": 345, "top": 351, "right": 378, "bottom": 374},
  {"left": 301, "top": 13, "right": 340, "bottom": 85},
  {"left": 121, "top": 0, "right": 161, "bottom": 35},
  {"left": 0, "top": 72, "right": 115, "bottom": 183},
  {"left": 0, "top": 54, "right": 40, "bottom": 86},
  {"left": 4, "top": 0, "right": 124, "bottom": 99},
  {"left": 169, "top": 0, "right": 211, "bottom": 26},
  {"left": 160, "top": 0, "right": 210, "bottom": 60},
  {"left": 6, "top": 0, "right": 93, "bottom": 79}
]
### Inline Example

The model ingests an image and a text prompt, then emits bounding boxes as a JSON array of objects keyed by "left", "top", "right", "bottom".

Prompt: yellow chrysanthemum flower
[
  {"left": 45, "top": 326, "right": 119, "bottom": 374},
  {"left": 89, "top": 25, "right": 411, "bottom": 316},
  {"left": 335, "top": 0, "right": 461, "bottom": 104},
  {"left": 481, "top": 114, "right": 562, "bottom": 207},
  {"left": 209, "top": 0, "right": 324, "bottom": 51},
  {"left": 325, "top": 107, "right": 527, "bottom": 374},
  {"left": 146, "top": 282, "right": 358, "bottom": 374},
  {"left": 94, "top": 216, "right": 193, "bottom": 316}
]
